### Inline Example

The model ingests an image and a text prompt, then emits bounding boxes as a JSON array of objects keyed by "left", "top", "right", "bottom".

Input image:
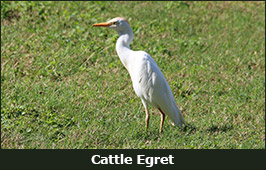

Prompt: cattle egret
[{"left": 93, "top": 17, "right": 186, "bottom": 133}]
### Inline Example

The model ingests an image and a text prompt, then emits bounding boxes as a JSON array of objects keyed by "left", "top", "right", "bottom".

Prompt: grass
[{"left": 1, "top": 1, "right": 265, "bottom": 149}]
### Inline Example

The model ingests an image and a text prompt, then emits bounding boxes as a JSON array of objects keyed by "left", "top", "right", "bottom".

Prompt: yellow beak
[{"left": 92, "top": 22, "right": 112, "bottom": 27}]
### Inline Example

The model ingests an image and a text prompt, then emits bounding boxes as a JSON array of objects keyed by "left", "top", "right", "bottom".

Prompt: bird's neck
[{"left": 116, "top": 30, "right": 134, "bottom": 71}]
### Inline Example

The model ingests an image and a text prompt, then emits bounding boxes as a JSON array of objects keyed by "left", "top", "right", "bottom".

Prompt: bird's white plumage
[
  {"left": 126, "top": 50, "right": 185, "bottom": 127},
  {"left": 93, "top": 17, "right": 186, "bottom": 132}
]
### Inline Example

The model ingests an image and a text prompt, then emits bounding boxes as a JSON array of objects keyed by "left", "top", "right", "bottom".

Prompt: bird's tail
[{"left": 165, "top": 101, "right": 186, "bottom": 128}]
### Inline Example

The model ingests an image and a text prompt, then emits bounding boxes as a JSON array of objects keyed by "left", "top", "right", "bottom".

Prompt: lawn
[{"left": 1, "top": 1, "right": 265, "bottom": 149}]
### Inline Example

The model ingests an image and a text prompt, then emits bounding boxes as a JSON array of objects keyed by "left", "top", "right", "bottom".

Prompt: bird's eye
[{"left": 112, "top": 21, "right": 117, "bottom": 25}]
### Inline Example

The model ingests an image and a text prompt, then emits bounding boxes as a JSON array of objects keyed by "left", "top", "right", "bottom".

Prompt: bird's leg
[
  {"left": 145, "top": 108, "right": 150, "bottom": 131},
  {"left": 158, "top": 108, "right": 165, "bottom": 134}
]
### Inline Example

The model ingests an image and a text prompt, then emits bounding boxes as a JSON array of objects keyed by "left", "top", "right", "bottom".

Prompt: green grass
[{"left": 1, "top": 1, "right": 265, "bottom": 149}]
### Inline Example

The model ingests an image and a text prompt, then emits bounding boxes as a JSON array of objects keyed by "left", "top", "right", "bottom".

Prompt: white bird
[{"left": 93, "top": 17, "right": 186, "bottom": 133}]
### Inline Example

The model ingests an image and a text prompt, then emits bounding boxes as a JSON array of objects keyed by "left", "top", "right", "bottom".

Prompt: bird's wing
[
  {"left": 130, "top": 51, "right": 185, "bottom": 127},
  {"left": 130, "top": 51, "right": 172, "bottom": 105}
]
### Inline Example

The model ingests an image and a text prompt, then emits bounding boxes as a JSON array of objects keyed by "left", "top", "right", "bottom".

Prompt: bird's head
[{"left": 93, "top": 17, "right": 130, "bottom": 33}]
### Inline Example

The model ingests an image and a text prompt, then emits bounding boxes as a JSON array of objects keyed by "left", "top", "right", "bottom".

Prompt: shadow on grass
[
  {"left": 132, "top": 122, "right": 234, "bottom": 140},
  {"left": 182, "top": 123, "right": 198, "bottom": 134},
  {"left": 181, "top": 123, "right": 233, "bottom": 134},
  {"left": 206, "top": 124, "right": 233, "bottom": 133},
  {"left": 133, "top": 129, "right": 161, "bottom": 140},
  {"left": 133, "top": 123, "right": 199, "bottom": 138}
]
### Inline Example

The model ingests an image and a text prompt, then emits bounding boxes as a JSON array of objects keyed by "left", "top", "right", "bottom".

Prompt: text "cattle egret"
[{"left": 93, "top": 17, "right": 186, "bottom": 133}]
